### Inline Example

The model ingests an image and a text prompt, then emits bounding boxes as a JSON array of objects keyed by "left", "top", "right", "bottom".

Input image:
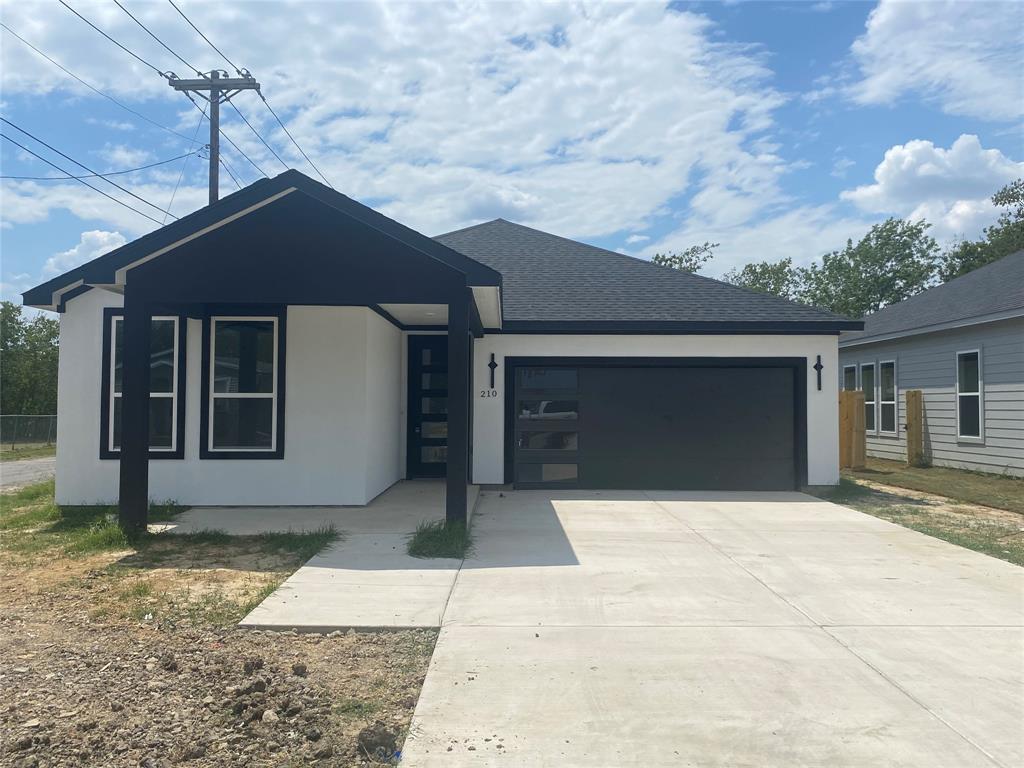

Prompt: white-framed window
[
  {"left": 860, "top": 362, "right": 876, "bottom": 433},
  {"left": 956, "top": 349, "right": 983, "bottom": 441},
  {"left": 207, "top": 316, "right": 279, "bottom": 452},
  {"left": 107, "top": 314, "right": 180, "bottom": 454},
  {"left": 842, "top": 364, "right": 858, "bottom": 391},
  {"left": 879, "top": 360, "right": 897, "bottom": 435}
]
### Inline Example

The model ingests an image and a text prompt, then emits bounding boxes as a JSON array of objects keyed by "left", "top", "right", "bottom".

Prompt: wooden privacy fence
[
  {"left": 905, "top": 389, "right": 925, "bottom": 466},
  {"left": 838, "top": 390, "right": 865, "bottom": 470}
]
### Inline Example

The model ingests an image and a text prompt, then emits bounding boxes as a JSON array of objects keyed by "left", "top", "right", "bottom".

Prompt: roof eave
[{"left": 498, "top": 319, "right": 864, "bottom": 335}]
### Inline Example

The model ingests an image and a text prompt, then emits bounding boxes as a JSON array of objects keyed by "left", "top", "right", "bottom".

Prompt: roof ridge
[{"left": 433, "top": 218, "right": 507, "bottom": 239}]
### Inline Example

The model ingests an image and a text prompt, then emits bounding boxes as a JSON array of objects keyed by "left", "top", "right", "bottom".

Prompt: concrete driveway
[{"left": 400, "top": 490, "right": 1023, "bottom": 767}]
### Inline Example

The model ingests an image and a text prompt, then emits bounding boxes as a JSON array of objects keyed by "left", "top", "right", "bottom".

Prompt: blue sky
[{"left": 1, "top": 0, "right": 1022, "bottom": 305}]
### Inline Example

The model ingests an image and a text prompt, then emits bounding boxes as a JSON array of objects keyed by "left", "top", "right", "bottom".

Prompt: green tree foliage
[
  {"left": 1, "top": 301, "right": 60, "bottom": 415},
  {"left": 722, "top": 257, "right": 800, "bottom": 300},
  {"left": 720, "top": 219, "right": 940, "bottom": 318},
  {"left": 798, "top": 218, "right": 940, "bottom": 318},
  {"left": 652, "top": 241, "right": 719, "bottom": 273},
  {"left": 939, "top": 179, "right": 1024, "bottom": 281}
]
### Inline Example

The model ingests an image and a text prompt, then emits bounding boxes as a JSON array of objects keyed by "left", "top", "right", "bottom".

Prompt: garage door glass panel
[
  {"left": 518, "top": 463, "right": 578, "bottom": 483},
  {"left": 519, "top": 431, "right": 578, "bottom": 450},
  {"left": 517, "top": 400, "right": 578, "bottom": 420},
  {"left": 517, "top": 368, "right": 578, "bottom": 390}
]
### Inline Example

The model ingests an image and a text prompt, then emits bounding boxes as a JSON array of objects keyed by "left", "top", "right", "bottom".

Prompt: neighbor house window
[
  {"left": 860, "top": 363, "right": 876, "bottom": 432},
  {"left": 842, "top": 365, "right": 858, "bottom": 391},
  {"left": 100, "top": 309, "right": 185, "bottom": 459},
  {"left": 879, "top": 360, "right": 897, "bottom": 435},
  {"left": 956, "top": 350, "right": 983, "bottom": 440},
  {"left": 202, "top": 313, "right": 285, "bottom": 457}
]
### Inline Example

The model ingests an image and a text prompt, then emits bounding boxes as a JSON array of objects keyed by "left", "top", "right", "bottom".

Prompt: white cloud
[
  {"left": 96, "top": 144, "right": 153, "bottom": 168},
  {"left": 0, "top": 1, "right": 787, "bottom": 240},
  {"left": 830, "top": 157, "right": 854, "bottom": 178},
  {"left": 848, "top": 0, "right": 1024, "bottom": 121},
  {"left": 842, "top": 134, "right": 1023, "bottom": 240},
  {"left": 43, "top": 230, "right": 126, "bottom": 276},
  {"left": 625, "top": 234, "right": 649, "bottom": 244}
]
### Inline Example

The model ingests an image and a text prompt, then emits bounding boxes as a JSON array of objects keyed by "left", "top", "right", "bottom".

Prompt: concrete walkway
[
  {"left": 0, "top": 456, "right": 56, "bottom": 490},
  {"left": 228, "top": 482, "right": 477, "bottom": 629},
  {"left": 399, "top": 490, "right": 1024, "bottom": 767}
]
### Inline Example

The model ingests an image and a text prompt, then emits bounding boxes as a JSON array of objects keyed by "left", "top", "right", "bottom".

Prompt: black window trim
[
  {"left": 955, "top": 348, "right": 984, "bottom": 444},
  {"left": 99, "top": 306, "right": 187, "bottom": 460},
  {"left": 200, "top": 305, "right": 287, "bottom": 460}
]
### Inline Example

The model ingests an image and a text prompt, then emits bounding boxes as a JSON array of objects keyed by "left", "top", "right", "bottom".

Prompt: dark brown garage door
[{"left": 510, "top": 360, "right": 803, "bottom": 491}]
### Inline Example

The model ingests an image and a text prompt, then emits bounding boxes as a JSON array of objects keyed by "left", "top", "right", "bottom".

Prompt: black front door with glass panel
[{"left": 407, "top": 336, "right": 448, "bottom": 477}]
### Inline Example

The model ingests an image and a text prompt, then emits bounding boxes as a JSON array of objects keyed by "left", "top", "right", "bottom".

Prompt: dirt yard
[
  {"left": 0, "top": 482, "right": 435, "bottom": 767},
  {"left": 819, "top": 475, "right": 1024, "bottom": 566}
]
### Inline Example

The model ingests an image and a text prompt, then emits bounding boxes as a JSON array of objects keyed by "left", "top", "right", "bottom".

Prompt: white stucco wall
[
  {"left": 55, "top": 290, "right": 403, "bottom": 505},
  {"left": 470, "top": 334, "right": 841, "bottom": 487}
]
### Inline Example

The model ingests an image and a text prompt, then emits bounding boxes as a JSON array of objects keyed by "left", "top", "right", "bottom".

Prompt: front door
[{"left": 407, "top": 336, "right": 448, "bottom": 477}]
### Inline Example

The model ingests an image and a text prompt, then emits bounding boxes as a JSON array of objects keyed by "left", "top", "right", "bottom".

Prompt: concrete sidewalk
[
  {"left": 399, "top": 490, "right": 1023, "bottom": 768},
  {"left": 230, "top": 481, "right": 476, "bottom": 630}
]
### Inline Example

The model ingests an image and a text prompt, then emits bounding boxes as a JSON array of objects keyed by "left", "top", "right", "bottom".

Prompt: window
[
  {"left": 879, "top": 360, "right": 897, "bottom": 435},
  {"left": 860, "top": 363, "right": 876, "bottom": 432},
  {"left": 842, "top": 365, "right": 858, "bottom": 391},
  {"left": 956, "top": 350, "right": 983, "bottom": 440},
  {"left": 202, "top": 313, "right": 285, "bottom": 457},
  {"left": 100, "top": 309, "right": 185, "bottom": 459}
]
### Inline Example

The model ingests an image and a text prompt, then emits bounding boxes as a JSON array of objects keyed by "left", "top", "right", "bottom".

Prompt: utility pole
[{"left": 169, "top": 70, "right": 260, "bottom": 204}]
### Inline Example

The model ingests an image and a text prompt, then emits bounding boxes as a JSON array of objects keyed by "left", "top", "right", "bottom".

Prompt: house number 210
[{"left": 479, "top": 389, "right": 498, "bottom": 398}]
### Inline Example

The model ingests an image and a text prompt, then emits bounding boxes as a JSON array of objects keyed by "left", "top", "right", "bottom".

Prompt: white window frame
[
  {"left": 207, "top": 316, "right": 279, "bottom": 453},
  {"left": 955, "top": 349, "right": 984, "bottom": 443},
  {"left": 878, "top": 359, "right": 897, "bottom": 436},
  {"left": 842, "top": 364, "right": 858, "bottom": 391},
  {"left": 109, "top": 315, "right": 179, "bottom": 453},
  {"left": 860, "top": 362, "right": 877, "bottom": 434}
]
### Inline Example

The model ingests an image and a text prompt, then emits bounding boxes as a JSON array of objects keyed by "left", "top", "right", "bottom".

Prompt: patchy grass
[
  {"left": 0, "top": 443, "right": 55, "bottom": 461},
  {"left": 845, "top": 457, "right": 1024, "bottom": 514},
  {"left": 407, "top": 520, "right": 472, "bottom": 559},
  {"left": 1, "top": 480, "right": 339, "bottom": 627},
  {"left": 817, "top": 478, "right": 1024, "bottom": 567}
]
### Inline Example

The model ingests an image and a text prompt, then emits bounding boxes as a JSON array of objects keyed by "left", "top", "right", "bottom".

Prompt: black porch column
[
  {"left": 446, "top": 289, "right": 470, "bottom": 525},
  {"left": 118, "top": 293, "right": 151, "bottom": 534}
]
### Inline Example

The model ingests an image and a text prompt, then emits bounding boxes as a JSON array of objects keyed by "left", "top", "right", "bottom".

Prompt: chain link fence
[{"left": 0, "top": 415, "right": 57, "bottom": 450}]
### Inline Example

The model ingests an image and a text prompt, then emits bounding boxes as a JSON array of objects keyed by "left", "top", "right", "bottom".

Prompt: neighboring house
[
  {"left": 24, "top": 170, "right": 860, "bottom": 524},
  {"left": 838, "top": 251, "right": 1024, "bottom": 477}
]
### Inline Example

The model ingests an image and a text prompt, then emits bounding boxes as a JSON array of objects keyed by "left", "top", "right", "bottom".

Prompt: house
[
  {"left": 23, "top": 170, "right": 861, "bottom": 527},
  {"left": 838, "top": 250, "right": 1024, "bottom": 477}
]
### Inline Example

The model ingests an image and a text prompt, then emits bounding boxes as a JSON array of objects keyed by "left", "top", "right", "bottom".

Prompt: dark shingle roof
[
  {"left": 840, "top": 250, "right": 1024, "bottom": 345},
  {"left": 435, "top": 218, "right": 858, "bottom": 329}
]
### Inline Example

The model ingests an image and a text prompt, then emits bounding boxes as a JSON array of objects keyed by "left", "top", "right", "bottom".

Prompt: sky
[{"left": 1, "top": 0, "right": 1022, "bottom": 306}]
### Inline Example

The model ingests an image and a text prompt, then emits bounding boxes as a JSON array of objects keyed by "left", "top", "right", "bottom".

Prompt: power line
[
  {"left": 258, "top": 93, "right": 333, "bottom": 187},
  {"left": 0, "top": 22, "right": 194, "bottom": 142},
  {"left": 1, "top": 148, "right": 203, "bottom": 179},
  {"left": 1, "top": 133, "right": 163, "bottom": 225},
  {"left": 219, "top": 155, "right": 242, "bottom": 189},
  {"left": 112, "top": 0, "right": 202, "bottom": 77},
  {"left": 1, "top": 117, "right": 176, "bottom": 219},
  {"left": 226, "top": 100, "right": 288, "bottom": 169},
  {"left": 57, "top": 0, "right": 167, "bottom": 78},
  {"left": 166, "top": 0, "right": 240, "bottom": 74},
  {"left": 165, "top": 100, "right": 207, "bottom": 223},
  {"left": 181, "top": 91, "right": 266, "bottom": 179}
]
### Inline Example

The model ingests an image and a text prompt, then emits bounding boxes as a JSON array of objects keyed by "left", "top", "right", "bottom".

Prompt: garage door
[{"left": 510, "top": 361, "right": 802, "bottom": 491}]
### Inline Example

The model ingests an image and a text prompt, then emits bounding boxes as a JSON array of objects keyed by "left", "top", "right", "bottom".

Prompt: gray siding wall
[{"left": 839, "top": 317, "right": 1024, "bottom": 477}]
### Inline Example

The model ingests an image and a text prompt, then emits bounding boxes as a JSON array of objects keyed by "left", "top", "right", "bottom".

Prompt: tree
[
  {"left": 652, "top": 241, "right": 719, "bottom": 273},
  {"left": 0, "top": 301, "right": 60, "bottom": 415},
  {"left": 939, "top": 179, "right": 1024, "bottom": 281},
  {"left": 723, "top": 257, "right": 800, "bottom": 300},
  {"left": 797, "top": 218, "right": 940, "bottom": 318}
]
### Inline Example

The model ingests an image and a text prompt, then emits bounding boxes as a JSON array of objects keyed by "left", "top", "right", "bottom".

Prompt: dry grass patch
[{"left": 1, "top": 481, "right": 437, "bottom": 766}]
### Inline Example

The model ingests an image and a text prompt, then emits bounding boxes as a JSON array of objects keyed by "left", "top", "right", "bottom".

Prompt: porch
[{"left": 97, "top": 175, "right": 500, "bottom": 530}]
